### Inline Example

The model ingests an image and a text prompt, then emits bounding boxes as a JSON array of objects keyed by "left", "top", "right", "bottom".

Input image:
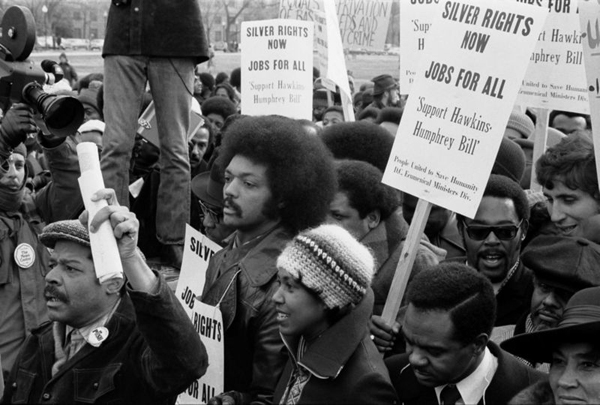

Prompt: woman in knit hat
[{"left": 272, "top": 224, "right": 398, "bottom": 404}]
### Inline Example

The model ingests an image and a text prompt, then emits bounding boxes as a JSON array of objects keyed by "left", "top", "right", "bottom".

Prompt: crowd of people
[{"left": 0, "top": 2, "right": 599, "bottom": 404}]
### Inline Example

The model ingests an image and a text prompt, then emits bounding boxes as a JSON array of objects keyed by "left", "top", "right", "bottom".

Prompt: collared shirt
[
  {"left": 65, "top": 298, "right": 121, "bottom": 354},
  {"left": 434, "top": 347, "right": 498, "bottom": 405}
]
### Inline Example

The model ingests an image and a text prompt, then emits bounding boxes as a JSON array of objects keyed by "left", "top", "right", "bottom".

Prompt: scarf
[{"left": 0, "top": 184, "right": 24, "bottom": 213}]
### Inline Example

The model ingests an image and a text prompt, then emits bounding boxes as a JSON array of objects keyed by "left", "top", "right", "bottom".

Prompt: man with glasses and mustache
[
  {"left": 191, "top": 160, "right": 234, "bottom": 246},
  {"left": 456, "top": 174, "right": 532, "bottom": 326}
]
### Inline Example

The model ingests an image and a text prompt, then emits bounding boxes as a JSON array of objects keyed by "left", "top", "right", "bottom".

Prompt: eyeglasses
[
  {"left": 198, "top": 199, "right": 222, "bottom": 223},
  {"left": 463, "top": 220, "right": 523, "bottom": 241}
]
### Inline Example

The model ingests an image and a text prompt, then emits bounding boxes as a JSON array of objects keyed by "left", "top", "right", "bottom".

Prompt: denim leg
[
  {"left": 147, "top": 57, "right": 194, "bottom": 244},
  {"left": 101, "top": 55, "right": 148, "bottom": 207}
]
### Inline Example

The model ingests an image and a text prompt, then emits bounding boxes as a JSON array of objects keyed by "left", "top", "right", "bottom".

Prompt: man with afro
[{"left": 201, "top": 115, "right": 336, "bottom": 404}]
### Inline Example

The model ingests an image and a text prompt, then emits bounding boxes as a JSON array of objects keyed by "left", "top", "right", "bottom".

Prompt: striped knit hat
[{"left": 277, "top": 224, "right": 374, "bottom": 309}]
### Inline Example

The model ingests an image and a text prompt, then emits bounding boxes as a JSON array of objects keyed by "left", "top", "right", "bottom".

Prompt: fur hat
[
  {"left": 371, "top": 74, "right": 396, "bottom": 96},
  {"left": 501, "top": 286, "right": 600, "bottom": 363},
  {"left": 277, "top": 224, "right": 374, "bottom": 309},
  {"left": 39, "top": 220, "right": 90, "bottom": 249},
  {"left": 492, "top": 137, "right": 526, "bottom": 183}
]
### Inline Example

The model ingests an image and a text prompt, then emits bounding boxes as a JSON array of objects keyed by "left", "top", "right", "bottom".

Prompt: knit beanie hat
[
  {"left": 491, "top": 137, "right": 526, "bottom": 183},
  {"left": 39, "top": 220, "right": 90, "bottom": 249},
  {"left": 277, "top": 224, "right": 374, "bottom": 309},
  {"left": 506, "top": 109, "right": 535, "bottom": 139}
]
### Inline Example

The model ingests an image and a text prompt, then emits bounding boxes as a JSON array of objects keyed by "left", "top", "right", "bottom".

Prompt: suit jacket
[{"left": 385, "top": 342, "right": 547, "bottom": 405}]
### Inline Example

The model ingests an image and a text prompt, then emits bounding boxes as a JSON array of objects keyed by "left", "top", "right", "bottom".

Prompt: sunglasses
[
  {"left": 198, "top": 199, "right": 222, "bottom": 223},
  {"left": 463, "top": 219, "right": 523, "bottom": 241}
]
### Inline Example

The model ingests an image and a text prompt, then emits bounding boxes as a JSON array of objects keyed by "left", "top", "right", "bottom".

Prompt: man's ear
[
  {"left": 366, "top": 209, "right": 381, "bottom": 230},
  {"left": 520, "top": 219, "right": 529, "bottom": 241},
  {"left": 472, "top": 333, "right": 489, "bottom": 357},
  {"left": 103, "top": 277, "right": 125, "bottom": 296}
]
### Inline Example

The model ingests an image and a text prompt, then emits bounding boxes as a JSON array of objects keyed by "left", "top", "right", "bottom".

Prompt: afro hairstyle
[
  {"left": 321, "top": 121, "right": 395, "bottom": 172},
  {"left": 217, "top": 115, "right": 336, "bottom": 234},
  {"left": 375, "top": 107, "right": 403, "bottom": 125},
  {"left": 202, "top": 96, "right": 237, "bottom": 120},
  {"left": 335, "top": 160, "right": 400, "bottom": 220}
]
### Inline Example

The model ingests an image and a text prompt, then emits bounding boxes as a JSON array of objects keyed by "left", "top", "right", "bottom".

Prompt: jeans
[{"left": 102, "top": 55, "right": 194, "bottom": 244}]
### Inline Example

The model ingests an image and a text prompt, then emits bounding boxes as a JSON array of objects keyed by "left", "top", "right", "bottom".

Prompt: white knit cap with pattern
[{"left": 277, "top": 224, "right": 374, "bottom": 309}]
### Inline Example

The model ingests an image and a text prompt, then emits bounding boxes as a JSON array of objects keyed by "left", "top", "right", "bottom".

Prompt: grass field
[{"left": 28, "top": 50, "right": 401, "bottom": 87}]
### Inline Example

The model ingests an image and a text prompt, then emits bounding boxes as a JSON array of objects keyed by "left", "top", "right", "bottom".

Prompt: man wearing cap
[
  {"left": 492, "top": 236, "right": 600, "bottom": 351},
  {"left": 1, "top": 189, "right": 208, "bottom": 403},
  {"left": 191, "top": 159, "right": 234, "bottom": 246},
  {"left": 385, "top": 263, "right": 546, "bottom": 405},
  {"left": 502, "top": 287, "right": 600, "bottom": 404},
  {"left": 0, "top": 104, "right": 84, "bottom": 379},
  {"left": 201, "top": 115, "right": 336, "bottom": 404},
  {"left": 366, "top": 74, "right": 400, "bottom": 110}
]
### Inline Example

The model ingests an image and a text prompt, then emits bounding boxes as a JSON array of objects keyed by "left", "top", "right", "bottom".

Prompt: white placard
[
  {"left": 578, "top": 0, "right": 600, "bottom": 186},
  {"left": 279, "top": 0, "right": 394, "bottom": 52},
  {"left": 176, "top": 225, "right": 223, "bottom": 404},
  {"left": 177, "top": 301, "right": 224, "bottom": 404},
  {"left": 399, "top": 0, "right": 441, "bottom": 94},
  {"left": 241, "top": 19, "right": 313, "bottom": 119},
  {"left": 382, "top": 0, "right": 547, "bottom": 218},
  {"left": 517, "top": 0, "right": 588, "bottom": 113}
]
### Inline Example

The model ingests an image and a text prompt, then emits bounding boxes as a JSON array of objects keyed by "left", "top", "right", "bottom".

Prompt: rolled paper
[{"left": 77, "top": 142, "right": 123, "bottom": 282}]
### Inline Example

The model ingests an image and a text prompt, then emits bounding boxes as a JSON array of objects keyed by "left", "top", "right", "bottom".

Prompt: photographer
[{"left": 0, "top": 103, "right": 83, "bottom": 380}]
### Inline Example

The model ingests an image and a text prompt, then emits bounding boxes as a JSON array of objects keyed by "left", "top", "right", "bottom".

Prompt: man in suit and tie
[{"left": 385, "top": 262, "right": 546, "bottom": 405}]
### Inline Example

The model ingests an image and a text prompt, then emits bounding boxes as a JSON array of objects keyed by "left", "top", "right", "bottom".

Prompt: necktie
[{"left": 440, "top": 384, "right": 462, "bottom": 405}]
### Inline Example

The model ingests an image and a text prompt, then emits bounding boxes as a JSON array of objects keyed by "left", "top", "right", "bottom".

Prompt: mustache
[
  {"left": 44, "top": 285, "right": 68, "bottom": 302},
  {"left": 223, "top": 197, "right": 242, "bottom": 217}
]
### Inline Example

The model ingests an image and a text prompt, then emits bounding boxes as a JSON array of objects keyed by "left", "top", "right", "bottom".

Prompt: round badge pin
[
  {"left": 14, "top": 243, "right": 35, "bottom": 269},
  {"left": 89, "top": 327, "right": 109, "bottom": 347}
]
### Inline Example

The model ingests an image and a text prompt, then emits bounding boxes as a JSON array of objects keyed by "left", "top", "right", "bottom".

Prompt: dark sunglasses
[{"left": 463, "top": 219, "right": 523, "bottom": 241}]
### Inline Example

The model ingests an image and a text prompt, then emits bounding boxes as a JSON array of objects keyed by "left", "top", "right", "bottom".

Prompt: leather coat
[{"left": 201, "top": 226, "right": 291, "bottom": 405}]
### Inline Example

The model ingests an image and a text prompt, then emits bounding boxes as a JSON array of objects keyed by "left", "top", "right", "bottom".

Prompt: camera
[{"left": 0, "top": 6, "right": 84, "bottom": 137}]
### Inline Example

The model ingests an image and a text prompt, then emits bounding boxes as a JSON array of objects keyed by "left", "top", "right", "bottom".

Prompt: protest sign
[
  {"left": 381, "top": 0, "right": 547, "bottom": 330},
  {"left": 321, "top": 0, "right": 354, "bottom": 120},
  {"left": 176, "top": 225, "right": 223, "bottom": 405},
  {"left": 178, "top": 301, "right": 224, "bottom": 404},
  {"left": 578, "top": 0, "right": 600, "bottom": 186},
  {"left": 518, "top": 0, "right": 588, "bottom": 114},
  {"left": 382, "top": 0, "right": 547, "bottom": 219},
  {"left": 280, "top": 0, "right": 353, "bottom": 119},
  {"left": 241, "top": 19, "right": 313, "bottom": 119},
  {"left": 399, "top": 0, "right": 440, "bottom": 93},
  {"left": 279, "top": 0, "right": 393, "bottom": 52}
]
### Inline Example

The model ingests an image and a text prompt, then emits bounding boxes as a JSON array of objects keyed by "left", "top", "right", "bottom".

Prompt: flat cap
[
  {"left": 522, "top": 235, "right": 600, "bottom": 293},
  {"left": 39, "top": 220, "right": 90, "bottom": 249}
]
